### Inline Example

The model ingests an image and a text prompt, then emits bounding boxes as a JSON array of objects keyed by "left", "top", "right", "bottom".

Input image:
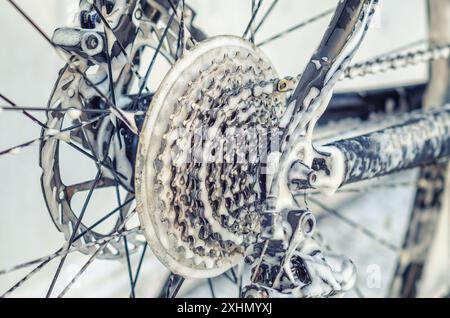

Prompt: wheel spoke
[
  {"left": 164, "top": 273, "right": 185, "bottom": 298},
  {"left": 175, "top": 0, "right": 186, "bottom": 59},
  {"left": 243, "top": 0, "right": 263, "bottom": 41},
  {"left": 1, "top": 259, "right": 50, "bottom": 298},
  {"left": 115, "top": 183, "right": 135, "bottom": 298},
  {"left": 130, "top": 243, "right": 148, "bottom": 296},
  {"left": 306, "top": 180, "right": 416, "bottom": 196},
  {"left": 2, "top": 227, "right": 140, "bottom": 276},
  {"left": 167, "top": 0, "right": 197, "bottom": 45},
  {"left": 0, "top": 104, "right": 110, "bottom": 115},
  {"left": 254, "top": 0, "right": 279, "bottom": 34},
  {"left": 362, "top": 38, "right": 427, "bottom": 63},
  {"left": 103, "top": 21, "right": 117, "bottom": 107},
  {"left": 230, "top": 267, "right": 238, "bottom": 284},
  {"left": 0, "top": 93, "right": 48, "bottom": 129},
  {"left": 0, "top": 100, "right": 114, "bottom": 174},
  {"left": 310, "top": 198, "right": 399, "bottom": 251},
  {"left": 223, "top": 268, "right": 238, "bottom": 284},
  {"left": 257, "top": 8, "right": 334, "bottom": 47},
  {"left": 65, "top": 141, "right": 128, "bottom": 182},
  {"left": 207, "top": 278, "right": 216, "bottom": 298},
  {"left": 46, "top": 170, "right": 103, "bottom": 297},
  {"left": 136, "top": 12, "right": 175, "bottom": 100},
  {"left": 57, "top": 244, "right": 106, "bottom": 298},
  {"left": 0, "top": 222, "right": 138, "bottom": 297}
]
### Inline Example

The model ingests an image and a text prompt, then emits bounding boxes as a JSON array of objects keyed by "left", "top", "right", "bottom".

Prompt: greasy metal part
[
  {"left": 243, "top": 234, "right": 357, "bottom": 298},
  {"left": 389, "top": 0, "right": 450, "bottom": 298},
  {"left": 136, "top": 35, "right": 285, "bottom": 278}
]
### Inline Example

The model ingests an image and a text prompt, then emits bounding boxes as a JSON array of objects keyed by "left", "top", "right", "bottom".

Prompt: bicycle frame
[{"left": 321, "top": 105, "right": 450, "bottom": 189}]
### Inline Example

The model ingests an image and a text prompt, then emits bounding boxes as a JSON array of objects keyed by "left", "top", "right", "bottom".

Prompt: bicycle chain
[
  {"left": 214, "top": 43, "right": 450, "bottom": 100},
  {"left": 345, "top": 43, "right": 450, "bottom": 79}
]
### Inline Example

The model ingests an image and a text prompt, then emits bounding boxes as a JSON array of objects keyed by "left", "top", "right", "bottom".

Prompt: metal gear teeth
[{"left": 154, "top": 47, "right": 286, "bottom": 269}]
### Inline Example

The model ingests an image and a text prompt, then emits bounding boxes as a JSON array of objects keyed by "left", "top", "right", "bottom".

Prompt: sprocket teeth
[{"left": 147, "top": 37, "right": 287, "bottom": 272}]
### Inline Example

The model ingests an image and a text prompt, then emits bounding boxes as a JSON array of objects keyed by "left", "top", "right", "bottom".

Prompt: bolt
[
  {"left": 244, "top": 255, "right": 255, "bottom": 265},
  {"left": 135, "top": 9, "right": 143, "bottom": 20},
  {"left": 277, "top": 79, "right": 288, "bottom": 92},
  {"left": 308, "top": 171, "right": 318, "bottom": 186},
  {"left": 301, "top": 212, "right": 316, "bottom": 237},
  {"left": 85, "top": 34, "right": 99, "bottom": 50}
]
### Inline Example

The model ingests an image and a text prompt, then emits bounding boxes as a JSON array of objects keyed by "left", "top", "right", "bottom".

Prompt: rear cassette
[{"left": 136, "top": 35, "right": 286, "bottom": 278}]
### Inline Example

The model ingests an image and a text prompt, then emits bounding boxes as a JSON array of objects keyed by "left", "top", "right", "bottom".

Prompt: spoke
[
  {"left": 46, "top": 170, "right": 103, "bottom": 297},
  {"left": 207, "top": 278, "right": 216, "bottom": 298},
  {"left": 257, "top": 8, "right": 334, "bottom": 47},
  {"left": 0, "top": 138, "right": 41, "bottom": 156},
  {"left": 243, "top": 0, "right": 263, "bottom": 41},
  {"left": 130, "top": 243, "right": 148, "bottom": 296},
  {"left": 0, "top": 99, "right": 112, "bottom": 166},
  {"left": 0, "top": 105, "right": 109, "bottom": 115},
  {"left": 101, "top": 13, "right": 125, "bottom": 152},
  {"left": 238, "top": 264, "right": 244, "bottom": 298},
  {"left": 307, "top": 181, "right": 416, "bottom": 196},
  {"left": 360, "top": 38, "right": 427, "bottom": 65},
  {"left": 254, "top": 0, "right": 279, "bottom": 34},
  {"left": 65, "top": 141, "right": 128, "bottom": 181},
  {"left": 165, "top": 273, "right": 185, "bottom": 298},
  {"left": 223, "top": 268, "right": 238, "bottom": 284},
  {"left": 250, "top": 240, "right": 269, "bottom": 283},
  {"left": 175, "top": 0, "right": 186, "bottom": 59},
  {"left": 61, "top": 114, "right": 107, "bottom": 133},
  {"left": 73, "top": 197, "right": 135, "bottom": 241},
  {"left": 167, "top": 0, "right": 197, "bottom": 45},
  {"left": 0, "top": 205, "right": 136, "bottom": 277},
  {"left": 230, "top": 267, "right": 238, "bottom": 284},
  {"left": 136, "top": 12, "right": 175, "bottom": 100},
  {"left": 1, "top": 226, "right": 139, "bottom": 297},
  {"left": 0, "top": 93, "right": 48, "bottom": 129},
  {"left": 115, "top": 183, "right": 135, "bottom": 298},
  {"left": 79, "top": 123, "right": 135, "bottom": 303},
  {"left": 57, "top": 244, "right": 106, "bottom": 298},
  {"left": 309, "top": 198, "right": 399, "bottom": 251},
  {"left": 1, "top": 258, "right": 51, "bottom": 298}
]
